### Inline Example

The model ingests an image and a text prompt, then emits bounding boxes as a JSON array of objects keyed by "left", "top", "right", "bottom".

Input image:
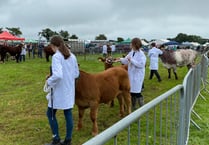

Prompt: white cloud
[{"left": 1, "top": 0, "right": 209, "bottom": 40}]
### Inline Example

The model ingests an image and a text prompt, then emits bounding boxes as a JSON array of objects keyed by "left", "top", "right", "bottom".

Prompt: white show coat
[
  {"left": 120, "top": 50, "right": 146, "bottom": 93},
  {"left": 47, "top": 50, "right": 79, "bottom": 110},
  {"left": 102, "top": 45, "right": 107, "bottom": 54},
  {"left": 148, "top": 47, "right": 163, "bottom": 70}
]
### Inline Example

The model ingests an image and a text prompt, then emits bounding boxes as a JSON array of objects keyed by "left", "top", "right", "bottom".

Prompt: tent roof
[
  {"left": 120, "top": 38, "right": 131, "bottom": 44},
  {"left": 0, "top": 31, "right": 25, "bottom": 41},
  {"left": 25, "top": 39, "right": 38, "bottom": 43},
  {"left": 163, "top": 41, "right": 180, "bottom": 46}
]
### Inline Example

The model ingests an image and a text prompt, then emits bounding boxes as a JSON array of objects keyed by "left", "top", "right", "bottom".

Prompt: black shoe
[
  {"left": 60, "top": 139, "right": 71, "bottom": 145},
  {"left": 138, "top": 97, "right": 144, "bottom": 107},
  {"left": 45, "top": 139, "right": 61, "bottom": 145}
]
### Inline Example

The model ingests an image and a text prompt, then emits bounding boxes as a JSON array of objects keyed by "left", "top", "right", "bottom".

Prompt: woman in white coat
[
  {"left": 148, "top": 43, "right": 163, "bottom": 82},
  {"left": 117, "top": 38, "right": 146, "bottom": 110},
  {"left": 45, "top": 35, "right": 79, "bottom": 145}
]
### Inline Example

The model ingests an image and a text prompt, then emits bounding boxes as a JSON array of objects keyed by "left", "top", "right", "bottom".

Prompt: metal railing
[{"left": 83, "top": 51, "right": 209, "bottom": 145}]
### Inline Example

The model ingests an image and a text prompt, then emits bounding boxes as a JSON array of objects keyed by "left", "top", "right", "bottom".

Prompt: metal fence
[{"left": 83, "top": 51, "right": 209, "bottom": 145}]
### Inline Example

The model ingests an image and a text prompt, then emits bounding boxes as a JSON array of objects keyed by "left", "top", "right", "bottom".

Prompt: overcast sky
[{"left": 1, "top": 0, "right": 209, "bottom": 41}]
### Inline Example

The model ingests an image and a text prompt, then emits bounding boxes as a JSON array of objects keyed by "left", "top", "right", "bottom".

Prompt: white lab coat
[
  {"left": 21, "top": 47, "right": 26, "bottom": 55},
  {"left": 120, "top": 50, "right": 146, "bottom": 93},
  {"left": 148, "top": 47, "right": 163, "bottom": 70},
  {"left": 47, "top": 50, "right": 79, "bottom": 109},
  {"left": 102, "top": 45, "right": 107, "bottom": 54}
]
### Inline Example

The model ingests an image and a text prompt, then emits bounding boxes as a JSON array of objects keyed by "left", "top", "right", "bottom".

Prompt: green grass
[{"left": 0, "top": 53, "right": 208, "bottom": 145}]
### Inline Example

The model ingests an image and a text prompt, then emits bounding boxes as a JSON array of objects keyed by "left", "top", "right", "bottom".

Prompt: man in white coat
[
  {"left": 148, "top": 42, "right": 163, "bottom": 82},
  {"left": 117, "top": 38, "right": 146, "bottom": 110},
  {"left": 45, "top": 36, "right": 79, "bottom": 145}
]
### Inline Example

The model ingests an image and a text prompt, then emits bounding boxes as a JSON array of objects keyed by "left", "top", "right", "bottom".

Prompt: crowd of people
[{"left": 19, "top": 42, "right": 45, "bottom": 62}]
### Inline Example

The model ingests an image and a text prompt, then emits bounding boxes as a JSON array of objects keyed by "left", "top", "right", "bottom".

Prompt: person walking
[
  {"left": 148, "top": 42, "right": 163, "bottom": 82},
  {"left": 116, "top": 38, "right": 146, "bottom": 110},
  {"left": 45, "top": 35, "right": 79, "bottom": 145}
]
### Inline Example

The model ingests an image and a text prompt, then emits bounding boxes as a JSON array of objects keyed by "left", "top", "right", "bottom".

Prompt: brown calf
[{"left": 75, "top": 67, "right": 131, "bottom": 135}]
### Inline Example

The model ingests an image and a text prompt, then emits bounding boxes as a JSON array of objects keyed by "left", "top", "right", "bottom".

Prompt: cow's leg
[
  {"left": 117, "top": 93, "right": 125, "bottom": 117},
  {"left": 46, "top": 54, "right": 49, "bottom": 62},
  {"left": 173, "top": 68, "right": 178, "bottom": 80},
  {"left": 168, "top": 68, "right": 171, "bottom": 79},
  {"left": 77, "top": 107, "right": 85, "bottom": 131},
  {"left": 187, "top": 64, "right": 193, "bottom": 70},
  {"left": 0, "top": 53, "right": 5, "bottom": 62},
  {"left": 110, "top": 100, "right": 114, "bottom": 107},
  {"left": 122, "top": 91, "right": 131, "bottom": 115},
  {"left": 90, "top": 105, "right": 99, "bottom": 136}
]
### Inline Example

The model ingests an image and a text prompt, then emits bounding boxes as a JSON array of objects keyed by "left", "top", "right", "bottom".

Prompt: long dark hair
[
  {"left": 50, "top": 35, "right": 70, "bottom": 59},
  {"left": 131, "top": 38, "right": 142, "bottom": 50}
]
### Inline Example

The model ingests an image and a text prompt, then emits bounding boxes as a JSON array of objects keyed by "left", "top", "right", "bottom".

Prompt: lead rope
[{"left": 51, "top": 88, "right": 54, "bottom": 120}]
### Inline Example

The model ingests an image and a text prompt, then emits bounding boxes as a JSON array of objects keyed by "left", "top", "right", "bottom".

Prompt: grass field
[{"left": 0, "top": 53, "right": 208, "bottom": 145}]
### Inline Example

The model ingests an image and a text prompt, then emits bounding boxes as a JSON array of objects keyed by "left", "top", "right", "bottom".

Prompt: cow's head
[{"left": 98, "top": 56, "right": 117, "bottom": 70}]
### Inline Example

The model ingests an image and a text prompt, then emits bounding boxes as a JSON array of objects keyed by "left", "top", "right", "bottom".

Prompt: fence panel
[{"left": 83, "top": 52, "right": 209, "bottom": 145}]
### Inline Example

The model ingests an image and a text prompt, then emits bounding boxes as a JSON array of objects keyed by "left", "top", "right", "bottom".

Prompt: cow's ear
[{"left": 98, "top": 57, "right": 105, "bottom": 62}]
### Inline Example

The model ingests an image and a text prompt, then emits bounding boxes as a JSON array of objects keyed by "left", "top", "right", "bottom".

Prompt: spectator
[
  {"left": 20, "top": 44, "right": 26, "bottom": 62},
  {"left": 28, "top": 43, "right": 33, "bottom": 59},
  {"left": 107, "top": 44, "right": 112, "bottom": 56},
  {"left": 38, "top": 43, "right": 44, "bottom": 58},
  {"left": 102, "top": 44, "right": 107, "bottom": 57}
]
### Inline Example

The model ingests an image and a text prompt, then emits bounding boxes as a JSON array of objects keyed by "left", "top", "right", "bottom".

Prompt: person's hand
[
  {"left": 127, "top": 56, "right": 131, "bottom": 62},
  {"left": 46, "top": 74, "right": 50, "bottom": 80},
  {"left": 114, "top": 58, "right": 121, "bottom": 62}
]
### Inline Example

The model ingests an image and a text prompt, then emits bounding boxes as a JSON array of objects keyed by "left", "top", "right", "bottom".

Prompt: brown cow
[
  {"left": 0, "top": 44, "right": 23, "bottom": 63},
  {"left": 43, "top": 44, "right": 71, "bottom": 62},
  {"left": 43, "top": 44, "right": 54, "bottom": 62},
  {"left": 98, "top": 56, "right": 128, "bottom": 107},
  {"left": 75, "top": 67, "right": 131, "bottom": 135}
]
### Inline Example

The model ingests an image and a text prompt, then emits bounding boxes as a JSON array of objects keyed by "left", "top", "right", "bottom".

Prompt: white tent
[
  {"left": 190, "top": 42, "right": 200, "bottom": 46},
  {"left": 203, "top": 42, "right": 209, "bottom": 46},
  {"left": 141, "top": 39, "right": 148, "bottom": 46},
  {"left": 149, "top": 39, "right": 169, "bottom": 46}
]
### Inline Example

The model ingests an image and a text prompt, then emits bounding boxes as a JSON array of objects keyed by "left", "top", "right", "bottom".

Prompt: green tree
[
  {"left": 59, "top": 30, "right": 69, "bottom": 39},
  {"left": 117, "top": 37, "right": 124, "bottom": 42},
  {"left": 95, "top": 34, "right": 107, "bottom": 40},
  {"left": 172, "top": 33, "right": 208, "bottom": 44},
  {"left": 38, "top": 28, "right": 57, "bottom": 41},
  {"left": 6, "top": 27, "right": 22, "bottom": 36},
  {"left": 173, "top": 33, "right": 188, "bottom": 43},
  {"left": 70, "top": 34, "right": 78, "bottom": 39}
]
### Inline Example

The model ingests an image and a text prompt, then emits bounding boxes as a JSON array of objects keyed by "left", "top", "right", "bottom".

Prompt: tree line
[{"left": 1, "top": 27, "right": 208, "bottom": 44}]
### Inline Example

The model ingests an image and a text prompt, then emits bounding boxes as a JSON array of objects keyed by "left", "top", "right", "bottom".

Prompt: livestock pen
[
  {"left": 83, "top": 51, "right": 209, "bottom": 145},
  {"left": 0, "top": 51, "right": 208, "bottom": 145}
]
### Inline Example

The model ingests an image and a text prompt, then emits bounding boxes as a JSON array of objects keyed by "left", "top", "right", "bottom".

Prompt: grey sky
[{"left": 1, "top": 0, "right": 209, "bottom": 40}]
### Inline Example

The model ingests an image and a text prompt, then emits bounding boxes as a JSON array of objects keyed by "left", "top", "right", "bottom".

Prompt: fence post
[{"left": 177, "top": 87, "right": 186, "bottom": 145}]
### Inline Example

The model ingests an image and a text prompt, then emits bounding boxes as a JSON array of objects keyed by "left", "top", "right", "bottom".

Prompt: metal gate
[{"left": 83, "top": 51, "right": 209, "bottom": 145}]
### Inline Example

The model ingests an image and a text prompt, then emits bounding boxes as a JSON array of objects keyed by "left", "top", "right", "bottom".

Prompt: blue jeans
[{"left": 46, "top": 107, "right": 73, "bottom": 140}]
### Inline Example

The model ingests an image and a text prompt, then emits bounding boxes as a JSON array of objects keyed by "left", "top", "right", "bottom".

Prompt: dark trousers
[
  {"left": 46, "top": 107, "right": 73, "bottom": 141},
  {"left": 20, "top": 55, "right": 25, "bottom": 62},
  {"left": 149, "top": 70, "right": 162, "bottom": 82},
  {"left": 131, "top": 93, "right": 144, "bottom": 110}
]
